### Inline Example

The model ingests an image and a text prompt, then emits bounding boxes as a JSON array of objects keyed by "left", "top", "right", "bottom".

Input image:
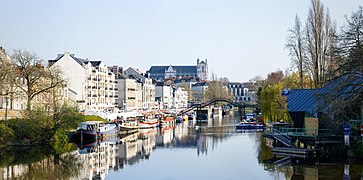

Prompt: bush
[
  {"left": 0, "top": 122, "right": 14, "bottom": 143},
  {"left": 352, "top": 141, "right": 363, "bottom": 158},
  {"left": 82, "top": 115, "right": 108, "bottom": 123}
]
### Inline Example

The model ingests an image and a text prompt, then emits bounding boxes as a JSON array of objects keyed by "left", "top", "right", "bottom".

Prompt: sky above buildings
[{"left": 0, "top": 0, "right": 361, "bottom": 82}]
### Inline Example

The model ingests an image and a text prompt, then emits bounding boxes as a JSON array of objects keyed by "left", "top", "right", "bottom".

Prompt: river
[{"left": 1, "top": 112, "right": 363, "bottom": 179}]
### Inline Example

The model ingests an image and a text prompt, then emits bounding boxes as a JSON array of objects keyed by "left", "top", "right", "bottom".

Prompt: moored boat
[
  {"left": 139, "top": 116, "right": 159, "bottom": 128},
  {"left": 117, "top": 112, "right": 141, "bottom": 130},
  {"left": 160, "top": 116, "right": 175, "bottom": 126},
  {"left": 74, "top": 121, "right": 118, "bottom": 141},
  {"left": 236, "top": 121, "right": 264, "bottom": 130}
]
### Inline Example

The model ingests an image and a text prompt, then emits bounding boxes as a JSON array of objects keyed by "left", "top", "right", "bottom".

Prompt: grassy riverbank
[{"left": 0, "top": 106, "right": 107, "bottom": 151}]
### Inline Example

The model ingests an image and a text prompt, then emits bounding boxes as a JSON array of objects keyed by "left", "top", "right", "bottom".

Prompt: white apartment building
[
  {"left": 124, "top": 67, "right": 156, "bottom": 110},
  {"left": 49, "top": 52, "right": 117, "bottom": 111},
  {"left": 155, "top": 82, "right": 173, "bottom": 110},
  {"left": 116, "top": 74, "right": 142, "bottom": 111},
  {"left": 173, "top": 87, "right": 188, "bottom": 109}
]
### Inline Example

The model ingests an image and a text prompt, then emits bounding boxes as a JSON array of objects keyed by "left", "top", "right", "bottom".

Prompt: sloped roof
[
  {"left": 90, "top": 61, "right": 102, "bottom": 67},
  {"left": 149, "top": 66, "right": 197, "bottom": 74},
  {"left": 287, "top": 89, "right": 321, "bottom": 116},
  {"left": 287, "top": 73, "right": 363, "bottom": 117},
  {"left": 48, "top": 53, "right": 104, "bottom": 68}
]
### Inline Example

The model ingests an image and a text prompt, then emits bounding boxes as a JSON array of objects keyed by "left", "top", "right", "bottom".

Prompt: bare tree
[
  {"left": 340, "top": 6, "right": 363, "bottom": 75},
  {"left": 286, "top": 15, "right": 306, "bottom": 88},
  {"left": 205, "top": 79, "right": 231, "bottom": 101},
  {"left": 12, "top": 49, "right": 67, "bottom": 111},
  {"left": 305, "top": 0, "right": 337, "bottom": 87}
]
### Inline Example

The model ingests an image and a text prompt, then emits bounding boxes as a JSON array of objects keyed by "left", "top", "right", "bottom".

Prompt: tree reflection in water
[{"left": 0, "top": 144, "right": 82, "bottom": 179}]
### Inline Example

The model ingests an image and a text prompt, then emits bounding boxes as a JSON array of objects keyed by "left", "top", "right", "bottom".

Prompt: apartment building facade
[{"left": 49, "top": 52, "right": 117, "bottom": 111}]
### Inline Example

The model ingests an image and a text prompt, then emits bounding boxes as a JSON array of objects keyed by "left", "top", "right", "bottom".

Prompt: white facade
[
  {"left": 227, "top": 82, "right": 252, "bottom": 102},
  {"left": 125, "top": 67, "right": 156, "bottom": 110},
  {"left": 155, "top": 84, "right": 173, "bottom": 110},
  {"left": 197, "top": 58, "right": 208, "bottom": 81},
  {"left": 116, "top": 78, "right": 142, "bottom": 111},
  {"left": 173, "top": 87, "right": 188, "bottom": 109},
  {"left": 49, "top": 52, "right": 117, "bottom": 111}
]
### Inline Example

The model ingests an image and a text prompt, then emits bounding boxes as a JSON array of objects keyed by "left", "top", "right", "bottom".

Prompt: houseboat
[
  {"left": 74, "top": 121, "right": 118, "bottom": 141},
  {"left": 117, "top": 112, "right": 141, "bottom": 130}
]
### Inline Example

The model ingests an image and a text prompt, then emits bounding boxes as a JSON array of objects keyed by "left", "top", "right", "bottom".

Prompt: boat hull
[
  {"left": 139, "top": 121, "right": 159, "bottom": 128},
  {"left": 236, "top": 123, "right": 264, "bottom": 130}
]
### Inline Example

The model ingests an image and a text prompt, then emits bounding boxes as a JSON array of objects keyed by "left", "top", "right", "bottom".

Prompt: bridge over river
[{"left": 179, "top": 98, "right": 258, "bottom": 120}]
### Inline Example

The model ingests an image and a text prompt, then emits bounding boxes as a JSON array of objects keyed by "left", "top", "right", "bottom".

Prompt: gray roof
[
  {"left": 149, "top": 66, "right": 197, "bottom": 74},
  {"left": 48, "top": 53, "right": 102, "bottom": 68}
]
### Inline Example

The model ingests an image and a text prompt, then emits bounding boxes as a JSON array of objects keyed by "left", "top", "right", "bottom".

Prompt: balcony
[{"left": 92, "top": 94, "right": 97, "bottom": 97}]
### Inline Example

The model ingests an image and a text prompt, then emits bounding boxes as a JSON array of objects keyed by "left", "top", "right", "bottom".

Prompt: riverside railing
[{"left": 266, "top": 127, "right": 342, "bottom": 138}]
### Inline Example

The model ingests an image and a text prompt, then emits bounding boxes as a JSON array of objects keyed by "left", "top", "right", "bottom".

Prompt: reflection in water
[
  {"left": 2, "top": 112, "right": 363, "bottom": 179},
  {"left": 0, "top": 145, "right": 82, "bottom": 179}
]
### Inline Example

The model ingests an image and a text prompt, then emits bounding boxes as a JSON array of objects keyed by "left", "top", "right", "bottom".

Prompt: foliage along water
[{"left": 1, "top": 112, "right": 363, "bottom": 179}]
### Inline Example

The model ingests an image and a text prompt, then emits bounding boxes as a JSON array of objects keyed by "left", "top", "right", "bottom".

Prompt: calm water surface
[{"left": 1, "top": 112, "right": 363, "bottom": 179}]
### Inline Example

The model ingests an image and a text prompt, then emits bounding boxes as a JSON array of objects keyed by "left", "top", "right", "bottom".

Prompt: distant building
[
  {"left": 191, "top": 81, "right": 209, "bottom": 102},
  {"left": 155, "top": 82, "right": 173, "bottom": 110},
  {"left": 227, "top": 82, "right": 252, "bottom": 102},
  {"left": 116, "top": 73, "right": 142, "bottom": 111},
  {"left": 148, "top": 58, "right": 208, "bottom": 81},
  {"left": 173, "top": 87, "right": 188, "bottom": 109},
  {"left": 125, "top": 67, "right": 156, "bottom": 110}
]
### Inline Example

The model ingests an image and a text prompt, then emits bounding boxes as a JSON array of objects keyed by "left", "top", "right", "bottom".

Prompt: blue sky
[{"left": 0, "top": 0, "right": 361, "bottom": 82}]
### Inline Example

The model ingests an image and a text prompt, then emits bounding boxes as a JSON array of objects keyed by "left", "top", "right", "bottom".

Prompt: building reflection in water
[{"left": 74, "top": 118, "right": 236, "bottom": 179}]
